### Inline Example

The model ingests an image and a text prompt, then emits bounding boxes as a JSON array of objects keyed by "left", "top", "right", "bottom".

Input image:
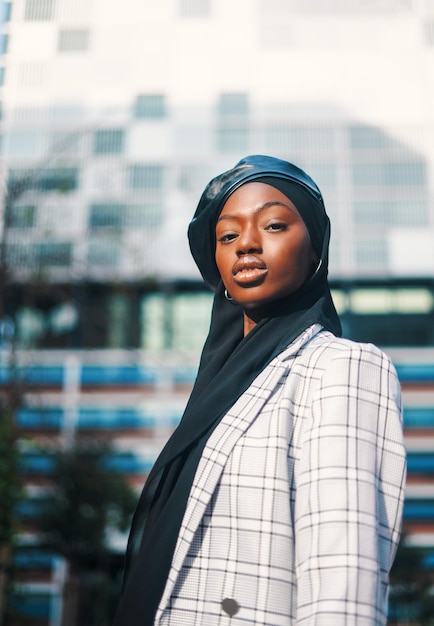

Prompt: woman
[{"left": 113, "top": 155, "right": 406, "bottom": 625}]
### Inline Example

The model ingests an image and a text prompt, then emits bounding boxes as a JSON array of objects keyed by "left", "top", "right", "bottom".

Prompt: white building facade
[{"left": 0, "top": 0, "right": 433, "bottom": 284}]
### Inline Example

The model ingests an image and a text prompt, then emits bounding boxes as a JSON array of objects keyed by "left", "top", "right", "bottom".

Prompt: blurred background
[{"left": 0, "top": 0, "right": 434, "bottom": 624}]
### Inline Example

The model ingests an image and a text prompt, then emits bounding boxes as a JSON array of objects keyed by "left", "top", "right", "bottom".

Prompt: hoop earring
[
  {"left": 224, "top": 289, "right": 235, "bottom": 302},
  {"left": 312, "top": 259, "right": 322, "bottom": 277}
]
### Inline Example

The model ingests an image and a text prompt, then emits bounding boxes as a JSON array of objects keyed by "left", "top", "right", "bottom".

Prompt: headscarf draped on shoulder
[{"left": 113, "top": 155, "right": 342, "bottom": 626}]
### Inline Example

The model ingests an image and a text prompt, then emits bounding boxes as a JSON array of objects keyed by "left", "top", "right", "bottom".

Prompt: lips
[{"left": 232, "top": 256, "right": 268, "bottom": 285}]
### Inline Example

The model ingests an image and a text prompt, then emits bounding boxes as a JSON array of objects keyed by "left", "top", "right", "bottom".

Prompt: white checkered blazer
[{"left": 155, "top": 325, "right": 406, "bottom": 626}]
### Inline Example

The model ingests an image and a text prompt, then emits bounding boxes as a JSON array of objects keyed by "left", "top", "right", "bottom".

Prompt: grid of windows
[
  {"left": 58, "top": 29, "right": 90, "bottom": 52},
  {"left": 93, "top": 129, "right": 124, "bottom": 155},
  {"left": 24, "top": 0, "right": 55, "bottom": 21},
  {"left": 134, "top": 94, "right": 166, "bottom": 119}
]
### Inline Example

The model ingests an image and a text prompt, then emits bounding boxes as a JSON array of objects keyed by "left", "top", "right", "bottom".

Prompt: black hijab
[{"left": 112, "top": 155, "right": 341, "bottom": 626}]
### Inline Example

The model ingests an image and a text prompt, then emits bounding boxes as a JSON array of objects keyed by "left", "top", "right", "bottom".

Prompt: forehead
[{"left": 219, "top": 181, "right": 302, "bottom": 218}]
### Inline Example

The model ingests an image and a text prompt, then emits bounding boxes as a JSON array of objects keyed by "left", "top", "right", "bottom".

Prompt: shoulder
[
  {"left": 292, "top": 326, "right": 395, "bottom": 368},
  {"left": 280, "top": 326, "right": 400, "bottom": 393}
]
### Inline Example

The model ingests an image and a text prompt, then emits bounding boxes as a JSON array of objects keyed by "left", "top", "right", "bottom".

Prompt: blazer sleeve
[{"left": 294, "top": 342, "right": 406, "bottom": 626}]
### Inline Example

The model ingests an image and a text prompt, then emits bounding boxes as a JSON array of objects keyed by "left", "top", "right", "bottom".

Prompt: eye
[
  {"left": 265, "top": 222, "right": 288, "bottom": 232},
  {"left": 217, "top": 232, "right": 238, "bottom": 243}
]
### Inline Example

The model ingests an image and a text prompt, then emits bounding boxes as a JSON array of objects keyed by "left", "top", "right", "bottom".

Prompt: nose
[{"left": 236, "top": 224, "right": 262, "bottom": 255}]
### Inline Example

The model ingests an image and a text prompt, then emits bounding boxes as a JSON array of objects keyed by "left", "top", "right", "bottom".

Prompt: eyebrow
[{"left": 217, "top": 201, "right": 296, "bottom": 222}]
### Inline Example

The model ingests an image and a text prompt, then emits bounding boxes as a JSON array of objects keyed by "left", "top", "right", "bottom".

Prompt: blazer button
[{"left": 221, "top": 598, "right": 239, "bottom": 616}]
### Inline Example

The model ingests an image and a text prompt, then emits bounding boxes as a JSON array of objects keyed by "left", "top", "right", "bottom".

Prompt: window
[
  {"left": 89, "top": 203, "right": 163, "bottom": 228},
  {"left": 7, "top": 205, "right": 36, "bottom": 228},
  {"left": 179, "top": 0, "right": 211, "bottom": 17},
  {"left": 141, "top": 292, "right": 213, "bottom": 352},
  {"left": 39, "top": 168, "right": 78, "bottom": 192},
  {"left": 217, "top": 93, "right": 250, "bottom": 153},
  {"left": 218, "top": 93, "right": 249, "bottom": 117},
  {"left": 355, "top": 238, "right": 387, "bottom": 268},
  {"left": 87, "top": 238, "right": 121, "bottom": 268},
  {"left": 58, "top": 29, "right": 90, "bottom": 52},
  {"left": 349, "top": 126, "right": 396, "bottom": 150},
  {"left": 0, "top": 34, "right": 9, "bottom": 54},
  {"left": 89, "top": 203, "right": 123, "bottom": 228},
  {"left": 8, "top": 167, "right": 78, "bottom": 194},
  {"left": 6, "top": 244, "right": 35, "bottom": 268},
  {"left": 352, "top": 162, "right": 426, "bottom": 186},
  {"left": 128, "top": 164, "right": 164, "bottom": 189},
  {"left": 354, "top": 200, "right": 427, "bottom": 227},
  {"left": 134, "top": 94, "right": 166, "bottom": 119},
  {"left": 24, "top": 0, "right": 55, "bottom": 20},
  {"left": 37, "top": 242, "right": 72, "bottom": 267},
  {"left": 93, "top": 129, "right": 124, "bottom": 155},
  {"left": 348, "top": 288, "right": 434, "bottom": 314},
  {"left": 1, "top": 2, "right": 12, "bottom": 22},
  {"left": 217, "top": 128, "right": 249, "bottom": 152}
]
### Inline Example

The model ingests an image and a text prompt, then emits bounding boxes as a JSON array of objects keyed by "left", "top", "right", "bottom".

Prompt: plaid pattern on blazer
[{"left": 155, "top": 325, "right": 406, "bottom": 626}]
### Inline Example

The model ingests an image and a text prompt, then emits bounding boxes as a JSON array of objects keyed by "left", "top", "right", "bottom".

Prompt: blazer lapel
[{"left": 155, "top": 324, "right": 322, "bottom": 621}]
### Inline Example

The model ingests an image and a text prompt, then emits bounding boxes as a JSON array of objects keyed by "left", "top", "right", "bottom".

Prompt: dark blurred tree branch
[{"left": 389, "top": 533, "right": 434, "bottom": 625}]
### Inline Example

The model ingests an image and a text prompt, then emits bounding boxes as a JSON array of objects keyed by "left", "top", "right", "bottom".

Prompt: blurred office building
[{"left": 1, "top": 0, "right": 434, "bottom": 623}]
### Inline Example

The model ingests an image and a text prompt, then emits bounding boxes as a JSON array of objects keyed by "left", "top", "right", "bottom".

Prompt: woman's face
[{"left": 215, "top": 182, "right": 316, "bottom": 314}]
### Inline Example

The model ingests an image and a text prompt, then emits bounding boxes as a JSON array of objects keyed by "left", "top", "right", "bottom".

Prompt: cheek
[
  {"left": 274, "top": 238, "right": 314, "bottom": 279},
  {"left": 215, "top": 248, "right": 230, "bottom": 279}
]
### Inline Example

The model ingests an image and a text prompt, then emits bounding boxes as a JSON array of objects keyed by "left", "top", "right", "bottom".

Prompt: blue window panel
[
  {"left": 1, "top": 3, "right": 12, "bottom": 22},
  {"left": 102, "top": 454, "right": 154, "bottom": 474},
  {"left": 80, "top": 365, "right": 157, "bottom": 385},
  {"left": 15, "top": 407, "right": 182, "bottom": 430},
  {"left": 16, "top": 408, "right": 62, "bottom": 428},
  {"left": 77, "top": 408, "right": 180, "bottom": 429},
  {"left": 403, "top": 500, "right": 434, "bottom": 520},
  {"left": 18, "top": 454, "right": 56, "bottom": 475},
  {"left": 0, "top": 366, "right": 10, "bottom": 384},
  {"left": 10, "top": 592, "right": 51, "bottom": 620},
  {"left": 395, "top": 364, "right": 434, "bottom": 383},
  {"left": 403, "top": 407, "right": 434, "bottom": 428},
  {"left": 24, "top": 366, "right": 64, "bottom": 385},
  {"left": 13, "top": 551, "right": 55, "bottom": 570},
  {"left": 15, "top": 498, "right": 52, "bottom": 519},
  {"left": 78, "top": 408, "right": 154, "bottom": 429},
  {"left": 422, "top": 552, "right": 434, "bottom": 568},
  {"left": 407, "top": 454, "right": 434, "bottom": 475}
]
